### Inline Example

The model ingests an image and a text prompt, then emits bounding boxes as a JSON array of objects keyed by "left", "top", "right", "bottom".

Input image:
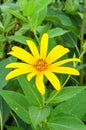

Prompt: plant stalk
[
  {"left": 0, "top": 111, "right": 3, "bottom": 130},
  {"left": 33, "top": 31, "right": 39, "bottom": 44},
  {"left": 10, "top": 111, "right": 20, "bottom": 128},
  {"left": 80, "top": 0, "right": 86, "bottom": 85}
]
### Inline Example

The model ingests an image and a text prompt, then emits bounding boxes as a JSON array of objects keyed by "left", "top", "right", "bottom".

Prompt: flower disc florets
[{"left": 34, "top": 59, "right": 48, "bottom": 71}]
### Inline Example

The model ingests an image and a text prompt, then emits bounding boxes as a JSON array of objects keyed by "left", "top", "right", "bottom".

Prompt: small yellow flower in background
[{"left": 5, "top": 33, "right": 80, "bottom": 95}]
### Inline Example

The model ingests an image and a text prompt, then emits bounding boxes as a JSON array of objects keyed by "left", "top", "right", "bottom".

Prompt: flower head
[{"left": 5, "top": 33, "right": 80, "bottom": 95}]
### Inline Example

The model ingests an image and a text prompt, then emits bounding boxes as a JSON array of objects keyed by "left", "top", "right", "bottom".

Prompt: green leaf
[
  {"left": 23, "top": 0, "right": 52, "bottom": 17},
  {"left": 18, "top": 0, "right": 27, "bottom": 15},
  {"left": 0, "top": 21, "right": 4, "bottom": 29},
  {"left": 48, "top": 28, "right": 70, "bottom": 38},
  {"left": 0, "top": 2, "right": 18, "bottom": 12},
  {"left": 77, "top": 63, "right": 86, "bottom": 70},
  {"left": 17, "top": 75, "right": 42, "bottom": 106},
  {"left": 29, "top": 106, "right": 50, "bottom": 127},
  {"left": 0, "top": 89, "right": 30, "bottom": 124},
  {"left": 21, "top": 0, "right": 35, "bottom": 16},
  {"left": 5, "top": 79, "right": 20, "bottom": 91},
  {"left": 7, "top": 9, "right": 27, "bottom": 22},
  {"left": 37, "top": 24, "right": 50, "bottom": 34},
  {"left": 0, "top": 96, "right": 10, "bottom": 125},
  {"left": 33, "top": 0, "right": 52, "bottom": 14},
  {"left": 47, "top": 113, "right": 86, "bottom": 130},
  {"left": 5, "top": 126, "right": 24, "bottom": 130},
  {"left": 46, "top": 9, "right": 77, "bottom": 33},
  {"left": 53, "top": 90, "right": 86, "bottom": 119},
  {"left": 15, "top": 23, "right": 30, "bottom": 35},
  {"left": 47, "top": 86, "right": 86, "bottom": 104},
  {"left": 31, "top": 6, "right": 47, "bottom": 30},
  {"left": 0, "top": 56, "right": 16, "bottom": 89},
  {"left": 46, "top": 10, "right": 73, "bottom": 26},
  {"left": 61, "top": 32, "right": 79, "bottom": 49},
  {"left": 8, "top": 35, "right": 30, "bottom": 45}
]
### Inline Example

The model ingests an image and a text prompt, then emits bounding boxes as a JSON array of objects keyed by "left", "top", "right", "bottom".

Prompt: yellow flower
[{"left": 5, "top": 33, "right": 80, "bottom": 95}]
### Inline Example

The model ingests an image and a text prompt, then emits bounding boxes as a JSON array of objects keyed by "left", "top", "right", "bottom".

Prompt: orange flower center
[{"left": 34, "top": 58, "right": 48, "bottom": 71}]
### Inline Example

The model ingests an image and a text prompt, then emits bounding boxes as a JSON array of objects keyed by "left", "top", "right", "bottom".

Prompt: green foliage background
[{"left": 0, "top": 0, "right": 86, "bottom": 130}]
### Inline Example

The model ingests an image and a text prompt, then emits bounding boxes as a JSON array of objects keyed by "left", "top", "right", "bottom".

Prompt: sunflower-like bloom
[{"left": 5, "top": 33, "right": 80, "bottom": 95}]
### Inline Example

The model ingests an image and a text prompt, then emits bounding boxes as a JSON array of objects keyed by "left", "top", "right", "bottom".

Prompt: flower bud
[{"left": 65, "top": 0, "right": 79, "bottom": 15}]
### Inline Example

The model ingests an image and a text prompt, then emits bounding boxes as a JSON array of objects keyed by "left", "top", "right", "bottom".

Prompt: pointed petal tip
[
  {"left": 7, "top": 52, "right": 11, "bottom": 55},
  {"left": 5, "top": 64, "right": 9, "bottom": 68},
  {"left": 26, "top": 40, "right": 28, "bottom": 42},
  {"left": 39, "top": 86, "right": 45, "bottom": 95},
  {"left": 27, "top": 74, "right": 32, "bottom": 81},
  {"left": 27, "top": 76, "right": 30, "bottom": 81},
  {"left": 5, "top": 63, "right": 13, "bottom": 68},
  {"left": 26, "top": 39, "right": 32, "bottom": 43},
  {"left": 5, "top": 75, "right": 10, "bottom": 80},
  {"left": 42, "top": 33, "right": 48, "bottom": 41},
  {"left": 72, "top": 58, "right": 81, "bottom": 62},
  {"left": 43, "top": 33, "right": 48, "bottom": 37},
  {"left": 65, "top": 47, "right": 70, "bottom": 52},
  {"left": 41, "top": 33, "right": 48, "bottom": 42},
  {"left": 38, "top": 88, "right": 45, "bottom": 95},
  {"left": 77, "top": 59, "right": 81, "bottom": 62},
  {"left": 76, "top": 71, "right": 80, "bottom": 76},
  {"left": 58, "top": 85, "right": 61, "bottom": 91},
  {"left": 5, "top": 73, "right": 15, "bottom": 80},
  {"left": 55, "top": 83, "right": 61, "bottom": 92},
  {"left": 41, "top": 91, "right": 45, "bottom": 95}
]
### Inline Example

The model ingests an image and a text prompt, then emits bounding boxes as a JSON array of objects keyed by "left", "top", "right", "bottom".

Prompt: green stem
[
  {"left": 10, "top": 111, "right": 20, "bottom": 128},
  {"left": 42, "top": 95, "right": 45, "bottom": 106},
  {"left": 0, "top": 111, "right": 3, "bottom": 130},
  {"left": 46, "top": 91, "right": 60, "bottom": 105},
  {"left": 38, "top": 95, "right": 46, "bottom": 130},
  {"left": 79, "top": 0, "right": 86, "bottom": 85},
  {"left": 41, "top": 121, "right": 46, "bottom": 130},
  {"left": 62, "top": 75, "right": 71, "bottom": 88},
  {"left": 33, "top": 31, "right": 39, "bottom": 44}
]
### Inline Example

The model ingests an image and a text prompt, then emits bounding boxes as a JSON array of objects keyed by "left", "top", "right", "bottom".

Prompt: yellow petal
[
  {"left": 8, "top": 46, "right": 34, "bottom": 64},
  {"left": 40, "top": 33, "right": 48, "bottom": 59},
  {"left": 44, "top": 70, "right": 61, "bottom": 91},
  {"left": 36, "top": 73, "right": 45, "bottom": 95},
  {"left": 26, "top": 40, "right": 39, "bottom": 59},
  {"left": 46, "top": 45, "right": 70, "bottom": 64},
  {"left": 50, "top": 66, "right": 80, "bottom": 75},
  {"left": 51, "top": 58, "right": 81, "bottom": 67},
  {"left": 6, "top": 62, "right": 34, "bottom": 70},
  {"left": 5, "top": 68, "right": 31, "bottom": 80},
  {"left": 27, "top": 71, "right": 37, "bottom": 81}
]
